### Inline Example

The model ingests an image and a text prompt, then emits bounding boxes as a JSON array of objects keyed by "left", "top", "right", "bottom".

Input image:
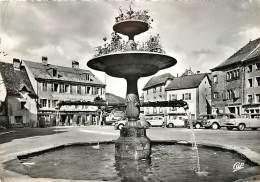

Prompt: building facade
[
  {"left": 142, "top": 73, "right": 174, "bottom": 115},
  {"left": 24, "top": 57, "right": 106, "bottom": 126},
  {"left": 0, "top": 59, "right": 38, "bottom": 127},
  {"left": 165, "top": 73, "right": 212, "bottom": 120},
  {"left": 211, "top": 38, "right": 260, "bottom": 116}
]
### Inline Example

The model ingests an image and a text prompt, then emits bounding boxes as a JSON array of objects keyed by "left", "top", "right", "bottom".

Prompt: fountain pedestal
[{"left": 115, "top": 78, "right": 151, "bottom": 160}]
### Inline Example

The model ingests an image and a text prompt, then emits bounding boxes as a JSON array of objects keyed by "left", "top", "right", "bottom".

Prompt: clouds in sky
[{"left": 0, "top": 0, "right": 259, "bottom": 97}]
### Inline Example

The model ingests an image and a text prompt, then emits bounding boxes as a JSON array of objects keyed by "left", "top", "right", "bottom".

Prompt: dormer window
[
  {"left": 82, "top": 73, "right": 91, "bottom": 81},
  {"left": 53, "top": 69, "right": 57, "bottom": 77}
]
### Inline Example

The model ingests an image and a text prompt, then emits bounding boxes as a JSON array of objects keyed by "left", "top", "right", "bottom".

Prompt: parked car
[
  {"left": 224, "top": 114, "right": 260, "bottom": 131},
  {"left": 146, "top": 116, "right": 165, "bottom": 127},
  {"left": 167, "top": 114, "right": 188, "bottom": 128},
  {"left": 203, "top": 113, "right": 237, "bottom": 130},
  {"left": 192, "top": 114, "right": 217, "bottom": 129}
]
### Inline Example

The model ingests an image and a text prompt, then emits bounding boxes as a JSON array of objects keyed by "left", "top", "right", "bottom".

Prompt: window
[
  {"left": 248, "top": 78, "right": 253, "bottom": 87},
  {"left": 159, "top": 86, "right": 162, "bottom": 92},
  {"left": 248, "top": 95, "right": 253, "bottom": 104},
  {"left": 21, "top": 101, "right": 26, "bottom": 109},
  {"left": 54, "top": 83, "right": 58, "bottom": 92},
  {"left": 256, "top": 77, "right": 260, "bottom": 86},
  {"left": 248, "top": 65, "right": 252, "bottom": 72},
  {"left": 171, "top": 94, "right": 177, "bottom": 100},
  {"left": 86, "top": 86, "right": 91, "bottom": 94},
  {"left": 226, "top": 70, "right": 239, "bottom": 81},
  {"left": 59, "top": 84, "right": 65, "bottom": 93},
  {"left": 42, "top": 82, "right": 47, "bottom": 91},
  {"left": 159, "top": 107, "right": 163, "bottom": 113},
  {"left": 52, "top": 100, "right": 58, "bottom": 108},
  {"left": 153, "top": 107, "right": 157, "bottom": 114},
  {"left": 65, "top": 85, "right": 69, "bottom": 93},
  {"left": 153, "top": 88, "right": 156, "bottom": 93},
  {"left": 213, "top": 75, "right": 218, "bottom": 83},
  {"left": 226, "top": 72, "right": 230, "bottom": 81},
  {"left": 146, "top": 108, "right": 149, "bottom": 114},
  {"left": 182, "top": 94, "right": 185, "bottom": 100},
  {"left": 146, "top": 90, "right": 148, "bottom": 95},
  {"left": 256, "top": 94, "right": 260, "bottom": 103},
  {"left": 85, "top": 73, "right": 90, "bottom": 81},
  {"left": 184, "top": 93, "right": 191, "bottom": 100},
  {"left": 40, "top": 99, "right": 47, "bottom": 107},
  {"left": 256, "top": 63, "right": 260, "bottom": 70},
  {"left": 51, "top": 83, "right": 54, "bottom": 92},
  {"left": 53, "top": 69, "right": 57, "bottom": 77},
  {"left": 70, "top": 85, "right": 73, "bottom": 94},
  {"left": 77, "top": 85, "right": 81, "bottom": 94},
  {"left": 48, "top": 99, "right": 51, "bottom": 108}
]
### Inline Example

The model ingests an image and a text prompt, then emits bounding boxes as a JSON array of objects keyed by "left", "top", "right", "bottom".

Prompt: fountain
[{"left": 87, "top": 5, "right": 176, "bottom": 160}]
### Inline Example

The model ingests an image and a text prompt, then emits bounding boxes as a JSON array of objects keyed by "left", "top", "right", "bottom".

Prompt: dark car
[{"left": 192, "top": 114, "right": 217, "bottom": 129}]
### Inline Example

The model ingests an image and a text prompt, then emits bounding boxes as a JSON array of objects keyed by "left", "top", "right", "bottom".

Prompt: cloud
[{"left": 0, "top": 1, "right": 259, "bottom": 97}]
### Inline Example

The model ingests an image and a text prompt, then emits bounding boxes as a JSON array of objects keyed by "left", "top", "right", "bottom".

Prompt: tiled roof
[
  {"left": 0, "top": 62, "right": 36, "bottom": 97},
  {"left": 165, "top": 73, "right": 207, "bottom": 91},
  {"left": 105, "top": 93, "right": 125, "bottom": 105},
  {"left": 23, "top": 60, "right": 105, "bottom": 86},
  {"left": 143, "top": 73, "right": 174, "bottom": 90},
  {"left": 212, "top": 37, "right": 260, "bottom": 71}
]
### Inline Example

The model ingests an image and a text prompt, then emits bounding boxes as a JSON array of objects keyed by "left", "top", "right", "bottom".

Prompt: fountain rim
[{"left": 88, "top": 51, "right": 177, "bottom": 74}]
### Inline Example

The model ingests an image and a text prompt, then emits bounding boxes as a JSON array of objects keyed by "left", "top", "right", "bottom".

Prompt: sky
[{"left": 0, "top": 0, "right": 260, "bottom": 98}]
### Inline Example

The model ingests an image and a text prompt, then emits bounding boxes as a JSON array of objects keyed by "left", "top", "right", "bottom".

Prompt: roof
[
  {"left": 212, "top": 37, "right": 260, "bottom": 71},
  {"left": 105, "top": 93, "right": 125, "bottom": 105},
  {"left": 23, "top": 60, "right": 105, "bottom": 86},
  {"left": 143, "top": 73, "right": 174, "bottom": 90},
  {"left": 0, "top": 62, "right": 37, "bottom": 97},
  {"left": 165, "top": 73, "right": 207, "bottom": 91}
]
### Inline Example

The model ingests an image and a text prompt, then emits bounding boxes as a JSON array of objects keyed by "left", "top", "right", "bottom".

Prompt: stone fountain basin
[
  {"left": 87, "top": 51, "right": 177, "bottom": 78},
  {"left": 3, "top": 141, "right": 258, "bottom": 182}
]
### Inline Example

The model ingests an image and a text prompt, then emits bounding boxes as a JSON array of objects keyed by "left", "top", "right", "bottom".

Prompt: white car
[
  {"left": 146, "top": 116, "right": 165, "bottom": 127},
  {"left": 224, "top": 114, "right": 260, "bottom": 131},
  {"left": 167, "top": 115, "right": 188, "bottom": 128}
]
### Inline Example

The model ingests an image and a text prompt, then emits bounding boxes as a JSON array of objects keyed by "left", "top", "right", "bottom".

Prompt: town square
[{"left": 0, "top": 0, "right": 260, "bottom": 181}]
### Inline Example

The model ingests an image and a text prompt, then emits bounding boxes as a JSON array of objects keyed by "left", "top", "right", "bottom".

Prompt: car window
[{"left": 230, "top": 114, "right": 236, "bottom": 119}]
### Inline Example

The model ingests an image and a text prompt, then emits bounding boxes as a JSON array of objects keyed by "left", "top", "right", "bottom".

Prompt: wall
[
  {"left": 7, "top": 94, "right": 37, "bottom": 127},
  {"left": 166, "top": 88, "right": 197, "bottom": 119}
]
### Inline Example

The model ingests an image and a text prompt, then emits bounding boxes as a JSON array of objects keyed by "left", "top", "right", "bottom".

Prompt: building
[
  {"left": 24, "top": 57, "right": 106, "bottom": 126},
  {"left": 142, "top": 73, "right": 174, "bottom": 115},
  {"left": 211, "top": 38, "right": 260, "bottom": 116},
  {"left": 165, "top": 73, "right": 211, "bottom": 120},
  {"left": 0, "top": 59, "right": 38, "bottom": 128}
]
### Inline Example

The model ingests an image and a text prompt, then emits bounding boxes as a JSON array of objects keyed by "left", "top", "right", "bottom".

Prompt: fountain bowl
[
  {"left": 113, "top": 20, "right": 149, "bottom": 37},
  {"left": 87, "top": 51, "right": 177, "bottom": 78}
]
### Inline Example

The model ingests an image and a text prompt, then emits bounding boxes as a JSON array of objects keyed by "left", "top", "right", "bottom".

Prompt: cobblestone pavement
[{"left": 0, "top": 126, "right": 260, "bottom": 181}]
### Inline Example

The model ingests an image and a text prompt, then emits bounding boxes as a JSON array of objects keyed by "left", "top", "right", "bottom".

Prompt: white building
[{"left": 165, "top": 73, "right": 212, "bottom": 120}]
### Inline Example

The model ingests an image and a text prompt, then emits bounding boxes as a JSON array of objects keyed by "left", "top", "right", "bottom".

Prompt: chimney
[
  {"left": 13, "top": 58, "right": 21, "bottom": 70},
  {"left": 197, "top": 71, "right": 200, "bottom": 74},
  {"left": 42, "top": 56, "right": 48, "bottom": 65},
  {"left": 72, "top": 60, "right": 79, "bottom": 69}
]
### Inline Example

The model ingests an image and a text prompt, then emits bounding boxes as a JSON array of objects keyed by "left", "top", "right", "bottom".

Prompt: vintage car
[
  {"left": 192, "top": 114, "right": 217, "bottom": 129},
  {"left": 146, "top": 115, "right": 166, "bottom": 127},
  {"left": 224, "top": 114, "right": 260, "bottom": 131},
  {"left": 166, "top": 113, "right": 188, "bottom": 128},
  {"left": 203, "top": 113, "right": 237, "bottom": 130}
]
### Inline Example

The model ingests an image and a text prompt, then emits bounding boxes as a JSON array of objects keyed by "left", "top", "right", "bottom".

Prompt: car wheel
[
  {"left": 227, "top": 127, "right": 233, "bottom": 130},
  {"left": 168, "top": 123, "right": 174, "bottom": 128},
  {"left": 237, "top": 124, "right": 245, "bottom": 131},
  {"left": 195, "top": 123, "right": 201, "bottom": 129},
  {"left": 118, "top": 124, "right": 124, "bottom": 130},
  {"left": 211, "top": 123, "right": 219, "bottom": 130},
  {"left": 251, "top": 128, "right": 257, "bottom": 131}
]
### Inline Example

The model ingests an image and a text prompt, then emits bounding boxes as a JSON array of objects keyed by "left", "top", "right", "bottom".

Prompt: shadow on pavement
[{"left": 0, "top": 128, "right": 67, "bottom": 144}]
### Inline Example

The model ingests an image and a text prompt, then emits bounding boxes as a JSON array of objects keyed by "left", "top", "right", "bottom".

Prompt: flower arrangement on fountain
[
  {"left": 115, "top": 5, "right": 153, "bottom": 26},
  {"left": 94, "top": 32, "right": 165, "bottom": 57}
]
